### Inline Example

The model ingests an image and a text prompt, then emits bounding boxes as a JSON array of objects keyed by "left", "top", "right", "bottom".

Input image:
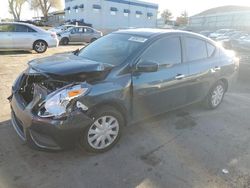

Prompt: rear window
[
  {"left": 207, "top": 43, "right": 216, "bottom": 57},
  {"left": 14, "top": 25, "right": 36, "bottom": 32},
  {"left": 185, "top": 37, "right": 208, "bottom": 61}
]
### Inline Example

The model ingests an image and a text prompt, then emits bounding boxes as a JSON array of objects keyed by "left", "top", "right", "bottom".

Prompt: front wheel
[
  {"left": 79, "top": 106, "right": 124, "bottom": 153},
  {"left": 33, "top": 40, "right": 47, "bottom": 53},
  {"left": 204, "top": 81, "right": 226, "bottom": 109}
]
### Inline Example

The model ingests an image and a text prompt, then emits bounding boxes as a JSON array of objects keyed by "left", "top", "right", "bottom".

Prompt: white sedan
[{"left": 0, "top": 22, "right": 59, "bottom": 53}]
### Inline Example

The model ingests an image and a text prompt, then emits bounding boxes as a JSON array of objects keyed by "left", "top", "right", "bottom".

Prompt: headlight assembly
[{"left": 38, "top": 84, "right": 89, "bottom": 118}]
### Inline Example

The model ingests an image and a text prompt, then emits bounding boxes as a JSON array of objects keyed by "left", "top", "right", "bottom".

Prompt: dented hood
[{"left": 28, "top": 53, "right": 113, "bottom": 76}]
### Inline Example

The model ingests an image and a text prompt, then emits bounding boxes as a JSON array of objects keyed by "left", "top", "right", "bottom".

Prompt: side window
[
  {"left": 207, "top": 43, "right": 216, "bottom": 57},
  {"left": 140, "top": 37, "right": 182, "bottom": 65},
  {"left": 0, "top": 24, "right": 15, "bottom": 32},
  {"left": 14, "top": 25, "right": 35, "bottom": 32},
  {"left": 86, "top": 28, "right": 94, "bottom": 33},
  {"left": 185, "top": 37, "right": 207, "bottom": 61}
]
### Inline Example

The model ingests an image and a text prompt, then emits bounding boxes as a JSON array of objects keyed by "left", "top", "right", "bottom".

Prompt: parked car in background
[
  {"left": 220, "top": 32, "right": 248, "bottom": 49},
  {"left": 199, "top": 30, "right": 213, "bottom": 37},
  {"left": 216, "top": 31, "right": 243, "bottom": 41},
  {"left": 58, "top": 26, "right": 103, "bottom": 45},
  {"left": 209, "top": 29, "right": 234, "bottom": 40},
  {"left": 49, "top": 25, "right": 75, "bottom": 34},
  {"left": 9, "top": 29, "right": 239, "bottom": 153},
  {"left": 0, "top": 22, "right": 58, "bottom": 53},
  {"left": 231, "top": 35, "right": 250, "bottom": 51}
]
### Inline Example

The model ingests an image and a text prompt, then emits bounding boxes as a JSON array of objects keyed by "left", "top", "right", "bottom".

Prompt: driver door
[{"left": 132, "top": 36, "right": 189, "bottom": 121}]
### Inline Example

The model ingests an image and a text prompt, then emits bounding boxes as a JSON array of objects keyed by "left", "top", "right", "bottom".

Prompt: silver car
[
  {"left": 0, "top": 22, "right": 59, "bottom": 53},
  {"left": 49, "top": 24, "right": 75, "bottom": 34},
  {"left": 58, "top": 26, "right": 103, "bottom": 45}
]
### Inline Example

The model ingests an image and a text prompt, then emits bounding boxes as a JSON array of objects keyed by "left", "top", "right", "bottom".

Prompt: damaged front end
[
  {"left": 9, "top": 67, "right": 102, "bottom": 150},
  {"left": 13, "top": 68, "right": 90, "bottom": 119}
]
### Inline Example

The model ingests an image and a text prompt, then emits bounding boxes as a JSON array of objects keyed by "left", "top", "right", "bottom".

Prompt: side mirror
[
  {"left": 73, "top": 48, "right": 80, "bottom": 55},
  {"left": 136, "top": 61, "right": 159, "bottom": 73}
]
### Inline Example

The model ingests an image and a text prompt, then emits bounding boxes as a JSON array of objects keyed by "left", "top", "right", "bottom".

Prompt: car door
[
  {"left": 82, "top": 28, "right": 94, "bottom": 43},
  {"left": 69, "top": 27, "right": 82, "bottom": 42},
  {"left": 132, "top": 36, "right": 189, "bottom": 120},
  {"left": 11, "top": 24, "right": 37, "bottom": 49},
  {"left": 183, "top": 36, "right": 220, "bottom": 103},
  {"left": 0, "top": 24, "right": 15, "bottom": 48}
]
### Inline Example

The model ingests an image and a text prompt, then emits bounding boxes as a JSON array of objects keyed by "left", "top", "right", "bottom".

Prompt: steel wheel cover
[
  {"left": 87, "top": 116, "right": 119, "bottom": 149},
  {"left": 211, "top": 85, "right": 224, "bottom": 107}
]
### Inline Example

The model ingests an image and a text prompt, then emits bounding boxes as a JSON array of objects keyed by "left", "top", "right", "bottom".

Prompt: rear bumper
[
  {"left": 47, "top": 38, "right": 59, "bottom": 48},
  {"left": 10, "top": 93, "right": 93, "bottom": 150}
]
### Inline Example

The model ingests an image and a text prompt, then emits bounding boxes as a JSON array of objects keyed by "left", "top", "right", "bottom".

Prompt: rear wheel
[
  {"left": 204, "top": 81, "right": 226, "bottom": 109},
  {"left": 60, "top": 37, "right": 69, "bottom": 45},
  {"left": 79, "top": 106, "right": 124, "bottom": 153},
  {"left": 33, "top": 40, "right": 47, "bottom": 53}
]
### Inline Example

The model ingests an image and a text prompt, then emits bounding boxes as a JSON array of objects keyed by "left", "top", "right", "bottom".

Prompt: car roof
[
  {"left": 114, "top": 28, "right": 202, "bottom": 38},
  {"left": 0, "top": 22, "right": 47, "bottom": 33}
]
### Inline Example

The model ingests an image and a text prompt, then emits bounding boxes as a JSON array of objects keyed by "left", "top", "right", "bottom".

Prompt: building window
[
  {"left": 110, "top": 7, "right": 118, "bottom": 16},
  {"left": 65, "top": 7, "right": 71, "bottom": 14},
  {"left": 136, "top": 11, "right": 142, "bottom": 18},
  {"left": 93, "top": 4, "right": 101, "bottom": 13},
  {"left": 147, "top": 13, "right": 153, "bottom": 19},
  {"left": 79, "top": 4, "right": 84, "bottom": 12},
  {"left": 124, "top": 9, "right": 130, "bottom": 17},
  {"left": 73, "top": 6, "right": 79, "bottom": 13}
]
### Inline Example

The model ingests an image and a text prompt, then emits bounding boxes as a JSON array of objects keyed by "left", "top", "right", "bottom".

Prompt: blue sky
[{"left": 0, "top": 0, "right": 250, "bottom": 19}]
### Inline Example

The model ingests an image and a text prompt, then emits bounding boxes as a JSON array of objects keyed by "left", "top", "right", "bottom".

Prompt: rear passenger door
[
  {"left": 183, "top": 36, "right": 220, "bottom": 103},
  {"left": 132, "top": 36, "right": 189, "bottom": 120},
  {"left": 82, "top": 28, "right": 94, "bottom": 43}
]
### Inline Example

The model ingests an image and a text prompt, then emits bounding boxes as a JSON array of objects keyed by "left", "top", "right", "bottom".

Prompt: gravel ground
[{"left": 0, "top": 46, "right": 250, "bottom": 188}]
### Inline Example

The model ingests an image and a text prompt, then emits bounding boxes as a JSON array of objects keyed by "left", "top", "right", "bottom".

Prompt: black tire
[
  {"left": 33, "top": 40, "right": 47, "bottom": 53},
  {"left": 79, "top": 106, "right": 125, "bottom": 153},
  {"left": 204, "top": 81, "right": 226, "bottom": 109},
  {"left": 90, "top": 38, "right": 97, "bottom": 43},
  {"left": 60, "top": 37, "right": 69, "bottom": 45}
]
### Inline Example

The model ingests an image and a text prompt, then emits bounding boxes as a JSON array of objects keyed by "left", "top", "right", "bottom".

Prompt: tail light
[{"left": 51, "top": 32, "right": 57, "bottom": 38}]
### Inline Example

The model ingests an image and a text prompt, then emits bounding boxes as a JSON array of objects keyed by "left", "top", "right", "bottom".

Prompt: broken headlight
[{"left": 38, "top": 84, "right": 89, "bottom": 118}]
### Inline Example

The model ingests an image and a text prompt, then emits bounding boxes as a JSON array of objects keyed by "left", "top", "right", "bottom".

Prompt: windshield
[{"left": 77, "top": 33, "right": 146, "bottom": 66}]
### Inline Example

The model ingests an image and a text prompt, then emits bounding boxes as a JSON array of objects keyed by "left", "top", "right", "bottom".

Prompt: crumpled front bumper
[{"left": 10, "top": 92, "right": 93, "bottom": 150}]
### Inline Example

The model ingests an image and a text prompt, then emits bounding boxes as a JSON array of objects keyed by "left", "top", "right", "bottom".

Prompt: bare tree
[
  {"left": 8, "top": 0, "right": 27, "bottom": 21},
  {"left": 30, "top": 0, "right": 62, "bottom": 21},
  {"left": 176, "top": 11, "right": 189, "bottom": 26},
  {"left": 161, "top": 9, "right": 173, "bottom": 24}
]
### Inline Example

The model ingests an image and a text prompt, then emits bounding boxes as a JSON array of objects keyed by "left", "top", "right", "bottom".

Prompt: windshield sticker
[{"left": 128, "top": 37, "right": 148, "bottom": 43}]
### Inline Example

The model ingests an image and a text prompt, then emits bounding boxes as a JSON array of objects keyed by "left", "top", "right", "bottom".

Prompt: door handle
[
  {"left": 175, "top": 74, "right": 185, "bottom": 80},
  {"left": 211, "top": 66, "right": 221, "bottom": 72}
]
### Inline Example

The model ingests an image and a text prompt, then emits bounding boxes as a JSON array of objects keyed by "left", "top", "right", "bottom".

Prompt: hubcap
[
  {"left": 211, "top": 85, "right": 224, "bottom": 107},
  {"left": 35, "top": 42, "right": 46, "bottom": 52},
  {"left": 87, "top": 116, "right": 119, "bottom": 150}
]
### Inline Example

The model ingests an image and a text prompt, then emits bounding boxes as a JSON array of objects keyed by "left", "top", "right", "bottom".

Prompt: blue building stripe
[{"left": 105, "top": 0, "right": 158, "bottom": 9}]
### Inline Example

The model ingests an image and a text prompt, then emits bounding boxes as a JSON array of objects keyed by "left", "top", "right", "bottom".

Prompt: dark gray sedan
[{"left": 9, "top": 29, "right": 239, "bottom": 153}]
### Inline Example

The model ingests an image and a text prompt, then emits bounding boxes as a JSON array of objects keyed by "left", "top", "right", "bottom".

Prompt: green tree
[
  {"left": 8, "top": 0, "right": 27, "bottom": 21},
  {"left": 161, "top": 9, "right": 173, "bottom": 24},
  {"left": 30, "top": 0, "right": 62, "bottom": 21},
  {"left": 176, "top": 11, "right": 189, "bottom": 26}
]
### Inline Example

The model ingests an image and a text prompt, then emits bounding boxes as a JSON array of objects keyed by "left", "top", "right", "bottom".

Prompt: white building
[{"left": 64, "top": 0, "right": 158, "bottom": 31}]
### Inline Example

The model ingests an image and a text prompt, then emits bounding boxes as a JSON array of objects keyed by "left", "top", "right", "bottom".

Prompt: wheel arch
[
  {"left": 87, "top": 100, "right": 129, "bottom": 126},
  {"left": 219, "top": 78, "right": 229, "bottom": 92}
]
